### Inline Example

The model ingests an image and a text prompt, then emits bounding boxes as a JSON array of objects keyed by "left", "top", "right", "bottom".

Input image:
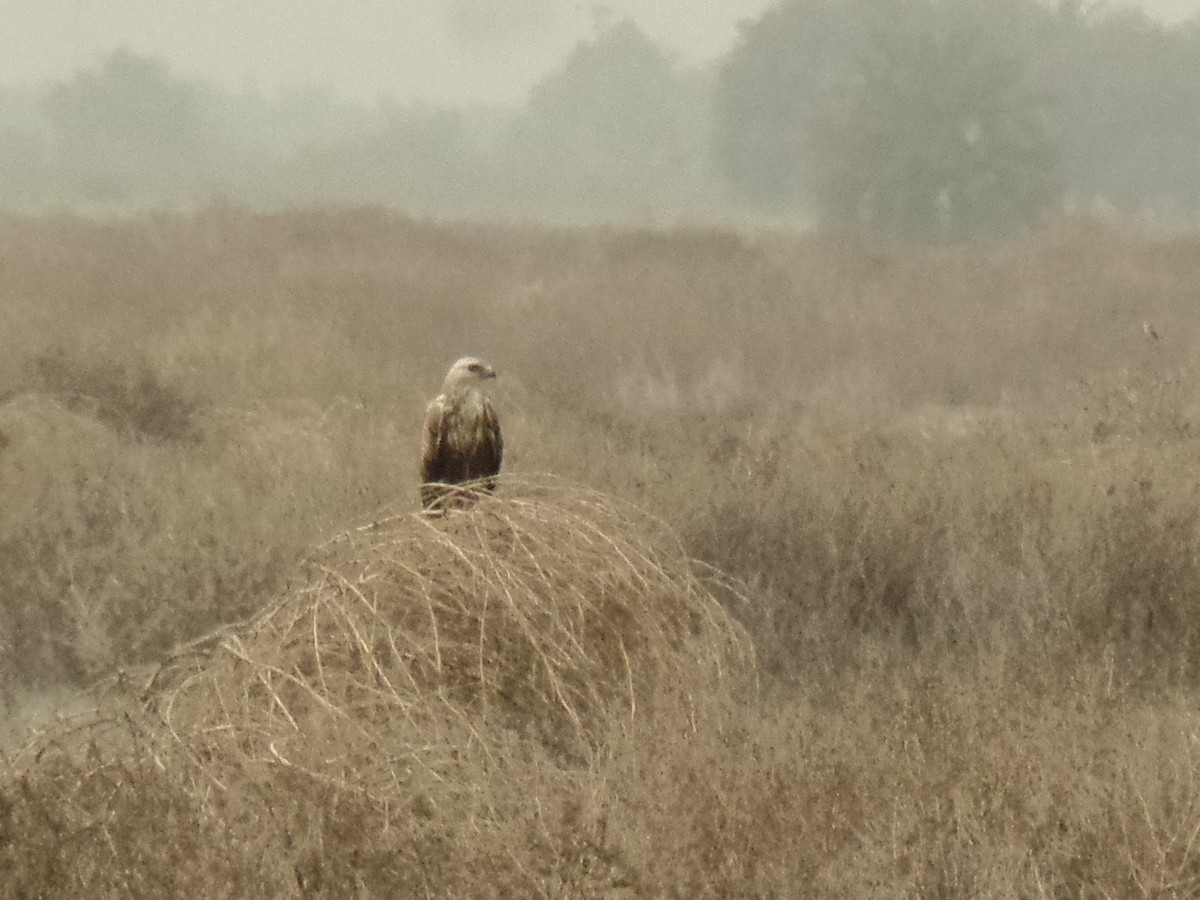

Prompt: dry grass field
[{"left": 3, "top": 209, "right": 1200, "bottom": 895}]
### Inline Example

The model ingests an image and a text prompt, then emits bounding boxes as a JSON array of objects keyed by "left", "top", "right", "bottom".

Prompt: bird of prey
[{"left": 419, "top": 357, "right": 503, "bottom": 511}]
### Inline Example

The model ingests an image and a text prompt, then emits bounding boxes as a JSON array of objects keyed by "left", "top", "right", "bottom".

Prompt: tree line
[{"left": 2, "top": 0, "right": 1199, "bottom": 238}]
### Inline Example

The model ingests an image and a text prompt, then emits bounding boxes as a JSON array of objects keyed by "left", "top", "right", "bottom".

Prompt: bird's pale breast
[{"left": 445, "top": 392, "right": 488, "bottom": 452}]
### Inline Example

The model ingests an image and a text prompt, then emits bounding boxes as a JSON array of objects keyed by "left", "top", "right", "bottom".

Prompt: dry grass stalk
[{"left": 74, "top": 477, "right": 756, "bottom": 800}]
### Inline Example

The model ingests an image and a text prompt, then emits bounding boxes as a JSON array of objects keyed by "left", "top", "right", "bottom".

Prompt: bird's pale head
[{"left": 442, "top": 356, "right": 497, "bottom": 393}]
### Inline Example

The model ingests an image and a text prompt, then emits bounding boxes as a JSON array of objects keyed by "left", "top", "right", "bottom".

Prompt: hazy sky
[{"left": 2, "top": 0, "right": 1199, "bottom": 106}]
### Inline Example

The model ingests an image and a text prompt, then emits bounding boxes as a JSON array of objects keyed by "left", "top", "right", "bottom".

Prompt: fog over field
[
  {"left": 3, "top": 0, "right": 1197, "bottom": 103},
  {"left": 2, "top": 0, "right": 1200, "bottom": 229},
  {"left": 1, "top": 1, "right": 773, "bottom": 104}
]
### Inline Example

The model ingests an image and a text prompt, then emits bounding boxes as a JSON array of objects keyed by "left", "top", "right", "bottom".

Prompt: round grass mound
[
  {"left": 130, "top": 477, "right": 753, "bottom": 792},
  {"left": 0, "top": 480, "right": 755, "bottom": 895}
]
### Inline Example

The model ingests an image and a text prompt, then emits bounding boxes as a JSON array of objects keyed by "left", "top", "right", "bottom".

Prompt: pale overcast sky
[{"left": 1, "top": 1, "right": 1198, "bottom": 106}]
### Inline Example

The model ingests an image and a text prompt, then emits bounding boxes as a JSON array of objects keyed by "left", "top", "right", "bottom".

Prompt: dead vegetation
[
  {"left": 1, "top": 481, "right": 751, "bottom": 897},
  {"left": 147, "top": 477, "right": 750, "bottom": 765},
  {"left": 3, "top": 210, "right": 1200, "bottom": 895}
]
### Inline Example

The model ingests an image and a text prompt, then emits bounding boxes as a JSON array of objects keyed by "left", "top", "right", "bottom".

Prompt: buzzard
[{"left": 419, "top": 356, "right": 503, "bottom": 511}]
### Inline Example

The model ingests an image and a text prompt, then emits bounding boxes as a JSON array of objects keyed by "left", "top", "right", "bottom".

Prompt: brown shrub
[
  {"left": 0, "top": 394, "right": 396, "bottom": 686},
  {"left": 23, "top": 348, "right": 201, "bottom": 443},
  {"left": 148, "top": 477, "right": 751, "bottom": 762},
  {"left": 0, "top": 480, "right": 752, "bottom": 897}
]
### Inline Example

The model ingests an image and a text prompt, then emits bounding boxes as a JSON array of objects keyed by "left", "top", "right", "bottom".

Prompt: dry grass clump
[
  {"left": 19, "top": 347, "right": 202, "bottom": 443},
  {"left": 590, "top": 373, "right": 1200, "bottom": 696},
  {"left": 0, "top": 480, "right": 751, "bottom": 896},
  {"left": 0, "top": 388, "right": 402, "bottom": 687},
  {"left": 0, "top": 393, "right": 146, "bottom": 681},
  {"left": 0, "top": 392, "right": 284, "bottom": 684},
  {"left": 150, "top": 477, "right": 751, "bottom": 766}
]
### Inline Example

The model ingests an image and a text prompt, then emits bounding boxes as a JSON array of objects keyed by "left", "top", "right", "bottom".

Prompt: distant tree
[
  {"left": 41, "top": 49, "right": 210, "bottom": 204},
  {"left": 713, "top": 0, "right": 859, "bottom": 209},
  {"left": 718, "top": 0, "right": 1200, "bottom": 230},
  {"left": 812, "top": 23, "right": 1060, "bottom": 238},
  {"left": 1035, "top": 6, "right": 1200, "bottom": 213},
  {"left": 500, "top": 18, "right": 713, "bottom": 219},
  {"left": 715, "top": 0, "right": 1062, "bottom": 237}
]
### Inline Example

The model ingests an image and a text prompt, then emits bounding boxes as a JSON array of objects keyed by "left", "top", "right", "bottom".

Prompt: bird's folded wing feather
[
  {"left": 420, "top": 397, "right": 447, "bottom": 484},
  {"left": 482, "top": 400, "right": 503, "bottom": 472}
]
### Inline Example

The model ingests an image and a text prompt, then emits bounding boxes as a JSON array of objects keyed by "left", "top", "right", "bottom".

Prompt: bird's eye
[{"left": 467, "top": 363, "right": 483, "bottom": 373}]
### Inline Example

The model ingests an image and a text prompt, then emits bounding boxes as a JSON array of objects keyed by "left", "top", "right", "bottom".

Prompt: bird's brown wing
[
  {"left": 419, "top": 396, "right": 448, "bottom": 486},
  {"left": 478, "top": 397, "right": 503, "bottom": 478}
]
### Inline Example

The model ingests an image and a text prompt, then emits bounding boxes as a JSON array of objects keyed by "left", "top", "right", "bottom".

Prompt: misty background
[{"left": 2, "top": 0, "right": 1200, "bottom": 237}]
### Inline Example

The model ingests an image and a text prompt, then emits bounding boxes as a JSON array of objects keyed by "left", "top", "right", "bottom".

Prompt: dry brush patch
[
  {"left": 5, "top": 212, "right": 1200, "bottom": 894},
  {"left": 148, "top": 476, "right": 752, "bottom": 767},
  {"left": 605, "top": 386, "right": 1200, "bottom": 692},
  {"left": 0, "top": 381, "right": 417, "bottom": 688},
  {"left": 0, "top": 480, "right": 753, "bottom": 896}
]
